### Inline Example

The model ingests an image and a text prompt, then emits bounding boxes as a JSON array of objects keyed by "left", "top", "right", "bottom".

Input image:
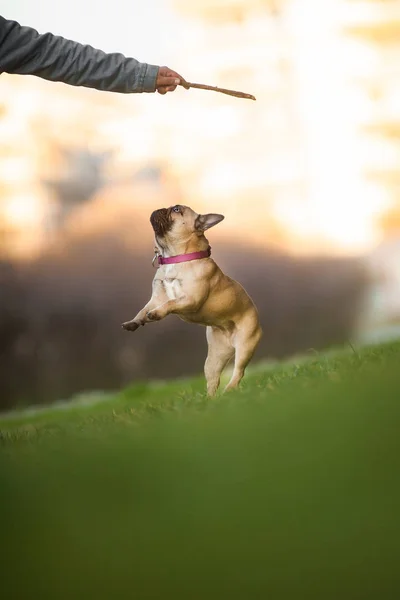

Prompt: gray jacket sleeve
[{"left": 0, "top": 16, "right": 159, "bottom": 93}]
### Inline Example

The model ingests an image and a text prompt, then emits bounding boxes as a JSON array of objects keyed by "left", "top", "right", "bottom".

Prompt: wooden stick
[{"left": 180, "top": 81, "right": 256, "bottom": 101}]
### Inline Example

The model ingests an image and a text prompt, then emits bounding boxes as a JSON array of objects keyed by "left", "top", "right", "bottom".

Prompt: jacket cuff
[{"left": 140, "top": 63, "right": 159, "bottom": 93}]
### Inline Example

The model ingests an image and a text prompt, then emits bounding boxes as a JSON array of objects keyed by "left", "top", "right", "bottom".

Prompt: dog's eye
[{"left": 172, "top": 205, "right": 181, "bottom": 213}]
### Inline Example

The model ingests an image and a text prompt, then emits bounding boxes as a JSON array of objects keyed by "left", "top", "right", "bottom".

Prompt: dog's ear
[{"left": 195, "top": 213, "right": 225, "bottom": 231}]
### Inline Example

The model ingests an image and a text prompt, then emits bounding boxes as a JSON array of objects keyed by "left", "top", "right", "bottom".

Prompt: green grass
[{"left": 1, "top": 342, "right": 400, "bottom": 599}]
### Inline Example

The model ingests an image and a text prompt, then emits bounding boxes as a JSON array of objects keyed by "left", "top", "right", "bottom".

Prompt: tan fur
[{"left": 122, "top": 205, "right": 262, "bottom": 396}]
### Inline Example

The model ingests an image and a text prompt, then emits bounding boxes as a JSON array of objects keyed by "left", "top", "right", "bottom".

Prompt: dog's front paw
[
  {"left": 122, "top": 320, "right": 140, "bottom": 332},
  {"left": 146, "top": 309, "right": 162, "bottom": 322}
]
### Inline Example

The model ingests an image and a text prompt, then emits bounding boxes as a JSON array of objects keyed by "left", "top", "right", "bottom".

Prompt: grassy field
[{"left": 1, "top": 342, "right": 400, "bottom": 599}]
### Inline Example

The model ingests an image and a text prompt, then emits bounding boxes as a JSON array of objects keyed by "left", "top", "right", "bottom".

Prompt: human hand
[{"left": 156, "top": 66, "right": 187, "bottom": 95}]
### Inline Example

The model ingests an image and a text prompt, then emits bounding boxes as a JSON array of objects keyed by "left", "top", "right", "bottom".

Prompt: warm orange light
[{"left": 0, "top": 0, "right": 399, "bottom": 259}]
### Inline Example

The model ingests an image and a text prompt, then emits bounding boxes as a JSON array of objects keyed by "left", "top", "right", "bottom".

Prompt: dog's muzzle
[{"left": 150, "top": 208, "right": 172, "bottom": 238}]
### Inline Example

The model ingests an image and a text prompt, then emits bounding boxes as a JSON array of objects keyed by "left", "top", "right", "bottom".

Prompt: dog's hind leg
[
  {"left": 204, "top": 327, "right": 234, "bottom": 397},
  {"left": 225, "top": 323, "right": 262, "bottom": 393}
]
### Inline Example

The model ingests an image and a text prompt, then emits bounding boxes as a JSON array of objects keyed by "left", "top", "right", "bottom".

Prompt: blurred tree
[
  {"left": 42, "top": 148, "right": 112, "bottom": 229},
  {"left": 173, "top": 0, "right": 284, "bottom": 22},
  {"left": 0, "top": 103, "right": 14, "bottom": 257},
  {"left": 344, "top": 0, "right": 400, "bottom": 239},
  {"left": 345, "top": 20, "right": 400, "bottom": 46},
  {"left": 379, "top": 205, "right": 400, "bottom": 235},
  {"left": 134, "top": 165, "right": 163, "bottom": 184}
]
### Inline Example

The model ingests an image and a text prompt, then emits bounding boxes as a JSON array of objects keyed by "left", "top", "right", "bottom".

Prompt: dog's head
[{"left": 150, "top": 205, "right": 224, "bottom": 247}]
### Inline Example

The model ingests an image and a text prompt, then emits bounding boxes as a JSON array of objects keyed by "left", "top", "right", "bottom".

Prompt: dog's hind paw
[{"left": 121, "top": 321, "right": 139, "bottom": 332}]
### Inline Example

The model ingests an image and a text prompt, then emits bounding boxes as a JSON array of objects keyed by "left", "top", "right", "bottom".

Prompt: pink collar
[{"left": 157, "top": 246, "right": 211, "bottom": 266}]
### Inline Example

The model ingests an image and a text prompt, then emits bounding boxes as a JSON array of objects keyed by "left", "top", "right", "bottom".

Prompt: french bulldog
[{"left": 122, "top": 205, "right": 262, "bottom": 395}]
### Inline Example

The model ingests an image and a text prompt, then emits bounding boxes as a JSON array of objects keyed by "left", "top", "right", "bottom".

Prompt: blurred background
[{"left": 1, "top": 0, "right": 400, "bottom": 411}]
